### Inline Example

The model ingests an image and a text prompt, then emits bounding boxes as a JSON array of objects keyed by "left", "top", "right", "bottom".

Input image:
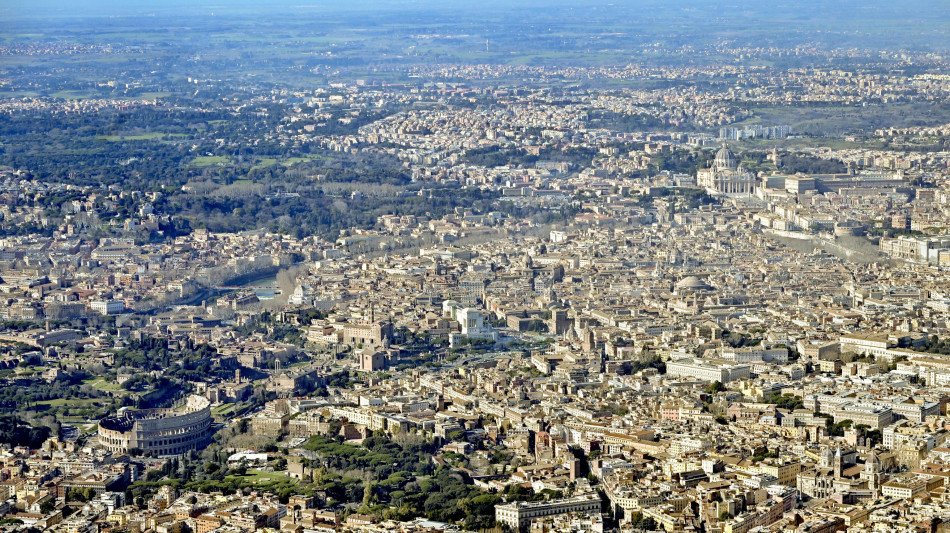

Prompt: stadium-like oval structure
[{"left": 98, "top": 395, "right": 212, "bottom": 456}]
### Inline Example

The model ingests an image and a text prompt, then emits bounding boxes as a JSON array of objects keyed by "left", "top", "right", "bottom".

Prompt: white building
[
  {"left": 666, "top": 358, "right": 750, "bottom": 383},
  {"left": 449, "top": 307, "right": 496, "bottom": 347},
  {"left": 91, "top": 300, "right": 124, "bottom": 315},
  {"left": 289, "top": 284, "right": 312, "bottom": 306},
  {"left": 696, "top": 145, "right": 757, "bottom": 195},
  {"left": 722, "top": 347, "right": 789, "bottom": 364},
  {"left": 495, "top": 494, "right": 602, "bottom": 530}
]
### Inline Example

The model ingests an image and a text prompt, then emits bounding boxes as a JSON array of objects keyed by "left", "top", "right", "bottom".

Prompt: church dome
[
  {"left": 675, "top": 276, "right": 712, "bottom": 291},
  {"left": 714, "top": 144, "right": 738, "bottom": 171}
]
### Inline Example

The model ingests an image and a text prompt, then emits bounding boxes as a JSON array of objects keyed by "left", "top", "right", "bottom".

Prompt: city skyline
[{"left": 0, "top": 1, "right": 949, "bottom": 532}]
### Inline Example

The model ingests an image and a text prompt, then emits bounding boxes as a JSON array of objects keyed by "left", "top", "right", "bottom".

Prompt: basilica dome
[{"left": 714, "top": 144, "right": 738, "bottom": 171}]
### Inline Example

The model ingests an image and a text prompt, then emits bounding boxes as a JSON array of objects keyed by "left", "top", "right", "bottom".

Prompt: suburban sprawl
[{"left": 3, "top": 2, "right": 950, "bottom": 532}]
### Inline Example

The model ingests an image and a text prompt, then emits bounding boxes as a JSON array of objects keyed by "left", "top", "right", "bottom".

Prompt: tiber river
[{"left": 236, "top": 274, "right": 279, "bottom": 300}]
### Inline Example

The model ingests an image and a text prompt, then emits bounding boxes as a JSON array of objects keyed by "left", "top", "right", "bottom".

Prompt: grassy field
[
  {"left": 34, "top": 398, "right": 103, "bottom": 408},
  {"left": 50, "top": 90, "right": 96, "bottom": 100},
  {"left": 734, "top": 136, "right": 887, "bottom": 151},
  {"left": 97, "top": 133, "right": 188, "bottom": 141},
  {"left": 250, "top": 155, "right": 329, "bottom": 169},
  {"left": 59, "top": 416, "right": 92, "bottom": 424},
  {"left": 225, "top": 468, "right": 294, "bottom": 484},
  {"left": 283, "top": 154, "right": 329, "bottom": 165},
  {"left": 730, "top": 102, "right": 950, "bottom": 137},
  {"left": 83, "top": 376, "right": 125, "bottom": 392},
  {"left": 15, "top": 366, "right": 42, "bottom": 376},
  {"left": 251, "top": 158, "right": 278, "bottom": 170},
  {"left": 189, "top": 155, "right": 231, "bottom": 167},
  {"left": 0, "top": 89, "right": 40, "bottom": 97},
  {"left": 212, "top": 403, "right": 242, "bottom": 417}
]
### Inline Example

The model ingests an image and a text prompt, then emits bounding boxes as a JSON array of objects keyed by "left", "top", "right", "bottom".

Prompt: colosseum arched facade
[{"left": 98, "top": 395, "right": 212, "bottom": 456}]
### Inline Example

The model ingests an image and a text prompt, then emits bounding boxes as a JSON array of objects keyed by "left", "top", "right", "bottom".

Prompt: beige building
[
  {"left": 666, "top": 358, "right": 750, "bottom": 383},
  {"left": 881, "top": 476, "right": 928, "bottom": 499},
  {"left": 495, "top": 494, "right": 602, "bottom": 530},
  {"left": 697, "top": 145, "right": 756, "bottom": 195}
]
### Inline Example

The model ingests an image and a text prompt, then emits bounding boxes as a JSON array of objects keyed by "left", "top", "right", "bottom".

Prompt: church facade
[{"left": 697, "top": 144, "right": 757, "bottom": 195}]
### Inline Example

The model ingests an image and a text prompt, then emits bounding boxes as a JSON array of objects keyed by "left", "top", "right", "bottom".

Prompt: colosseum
[{"left": 98, "top": 395, "right": 212, "bottom": 456}]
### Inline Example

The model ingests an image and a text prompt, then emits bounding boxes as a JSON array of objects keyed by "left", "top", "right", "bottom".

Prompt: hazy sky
[
  {"left": 4, "top": 0, "right": 948, "bottom": 19},
  {"left": 3, "top": 0, "right": 949, "bottom": 52}
]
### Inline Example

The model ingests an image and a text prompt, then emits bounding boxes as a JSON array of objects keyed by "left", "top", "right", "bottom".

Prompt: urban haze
[{"left": 0, "top": 1, "right": 950, "bottom": 532}]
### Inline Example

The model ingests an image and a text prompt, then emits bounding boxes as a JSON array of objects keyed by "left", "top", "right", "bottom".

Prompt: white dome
[
  {"left": 714, "top": 145, "right": 738, "bottom": 171},
  {"left": 675, "top": 276, "right": 712, "bottom": 291}
]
